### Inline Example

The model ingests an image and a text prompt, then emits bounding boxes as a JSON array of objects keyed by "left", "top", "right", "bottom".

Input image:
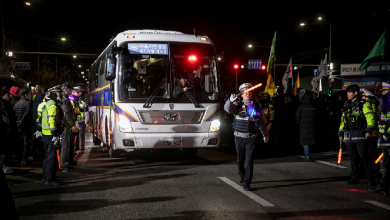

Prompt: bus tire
[
  {"left": 109, "top": 146, "right": 118, "bottom": 158},
  {"left": 183, "top": 148, "right": 198, "bottom": 157},
  {"left": 93, "top": 134, "right": 101, "bottom": 145}
]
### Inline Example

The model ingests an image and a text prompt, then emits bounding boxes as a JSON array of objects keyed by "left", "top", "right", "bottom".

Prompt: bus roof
[{"left": 115, "top": 29, "right": 213, "bottom": 45}]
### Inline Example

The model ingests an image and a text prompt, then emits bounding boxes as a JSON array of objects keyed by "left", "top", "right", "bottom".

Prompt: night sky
[{"left": 3, "top": 1, "right": 390, "bottom": 89}]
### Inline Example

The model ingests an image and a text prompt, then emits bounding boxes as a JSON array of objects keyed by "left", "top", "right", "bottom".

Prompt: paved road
[{"left": 6, "top": 131, "right": 390, "bottom": 219}]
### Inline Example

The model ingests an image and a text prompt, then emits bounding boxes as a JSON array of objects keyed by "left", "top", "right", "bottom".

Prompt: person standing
[
  {"left": 14, "top": 88, "right": 34, "bottom": 166},
  {"left": 296, "top": 92, "right": 318, "bottom": 161},
  {"left": 70, "top": 87, "right": 88, "bottom": 153},
  {"left": 40, "top": 87, "right": 61, "bottom": 185},
  {"left": 339, "top": 84, "right": 375, "bottom": 185},
  {"left": 9, "top": 86, "right": 20, "bottom": 108},
  {"left": 224, "top": 83, "right": 269, "bottom": 191},
  {"left": 59, "top": 83, "right": 77, "bottom": 172},
  {"left": 257, "top": 91, "right": 274, "bottom": 131},
  {"left": 1, "top": 88, "right": 16, "bottom": 174}
]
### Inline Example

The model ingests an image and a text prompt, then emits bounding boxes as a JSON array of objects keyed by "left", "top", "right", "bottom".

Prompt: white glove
[
  {"left": 229, "top": 94, "right": 237, "bottom": 102},
  {"left": 51, "top": 136, "right": 60, "bottom": 144},
  {"left": 76, "top": 122, "right": 80, "bottom": 130},
  {"left": 383, "top": 135, "right": 388, "bottom": 141},
  {"left": 34, "top": 131, "right": 42, "bottom": 138}
]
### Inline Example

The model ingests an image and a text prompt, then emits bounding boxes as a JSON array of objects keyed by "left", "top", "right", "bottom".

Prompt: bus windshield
[{"left": 118, "top": 42, "right": 219, "bottom": 103}]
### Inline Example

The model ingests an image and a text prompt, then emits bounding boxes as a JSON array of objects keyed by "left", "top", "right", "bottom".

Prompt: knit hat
[{"left": 10, "top": 86, "right": 21, "bottom": 98}]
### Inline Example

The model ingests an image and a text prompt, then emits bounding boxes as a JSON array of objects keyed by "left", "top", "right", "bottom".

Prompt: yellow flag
[
  {"left": 293, "top": 72, "right": 300, "bottom": 96},
  {"left": 265, "top": 74, "right": 275, "bottom": 96}
]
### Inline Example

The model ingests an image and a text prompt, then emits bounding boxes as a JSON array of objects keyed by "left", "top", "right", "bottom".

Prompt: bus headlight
[
  {"left": 209, "top": 119, "right": 220, "bottom": 132},
  {"left": 118, "top": 114, "right": 133, "bottom": 132}
]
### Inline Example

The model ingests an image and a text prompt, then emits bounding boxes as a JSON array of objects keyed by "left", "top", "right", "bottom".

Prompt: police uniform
[
  {"left": 361, "top": 89, "right": 381, "bottom": 176},
  {"left": 40, "top": 86, "right": 62, "bottom": 185},
  {"left": 70, "top": 87, "right": 89, "bottom": 154},
  {"left": 224, "top": 83, "right": 268, "bottom": 190},
  {"left": 370, "top": 83, "right": 390, "bottom": 197},
  {"left": 339, "top": 86, "right": 375, "bottom": 184}
]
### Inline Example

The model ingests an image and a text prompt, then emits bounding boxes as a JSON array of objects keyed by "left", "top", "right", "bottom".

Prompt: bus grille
[{"left": 138, "top": 111, "right": 205, "bottom": 124}]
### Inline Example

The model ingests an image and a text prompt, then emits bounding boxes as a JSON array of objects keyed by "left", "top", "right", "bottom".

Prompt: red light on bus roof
[{"left": 188, "top": 56, "right": 197, "bottom": 61}]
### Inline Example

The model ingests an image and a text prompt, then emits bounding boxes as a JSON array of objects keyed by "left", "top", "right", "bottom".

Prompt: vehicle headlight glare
[
  {"left": 118, "top": 114, "right": 133, "bottom": 132},
  {"left": 209, "top": 119, "right": 220, "bottom": 132}
]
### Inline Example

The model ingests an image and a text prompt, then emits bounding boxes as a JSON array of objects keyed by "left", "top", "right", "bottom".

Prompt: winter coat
[
  {"left": 60, "top": 93, "right": 75, "bottom": 129},
  {"left": 0, "top": 100, "right": 9, "bottom": 154},
  {"left": 13, "top": 96, "right": 34, "bottom": 133},
  {"left": 10, "top": 96, "right": 20, "bottom": 108},
  {"left": 296, "top": 93, "right": 318, "bottom": 145},
  {"left": 33, "top": 93, "right": 44, "bottom": 121}
]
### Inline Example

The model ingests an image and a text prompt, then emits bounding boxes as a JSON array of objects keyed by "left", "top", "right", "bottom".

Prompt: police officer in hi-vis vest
[
  {"left": 40, "top": 86, "right": 62, "bottom": 186},
  {"left": 339, "top": 84, "right": 376, "bottom": 186},
  {"left": 70, "top": 87, "right": 89, "bottom": 154},
  {"left": 224, "top": 83, "right": 269, "bottom": 191}
]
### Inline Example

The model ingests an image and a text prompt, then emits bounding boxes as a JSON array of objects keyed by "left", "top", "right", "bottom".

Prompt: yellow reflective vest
[{"left": 41, "top": 100, "right": 58, "bottom": 136}]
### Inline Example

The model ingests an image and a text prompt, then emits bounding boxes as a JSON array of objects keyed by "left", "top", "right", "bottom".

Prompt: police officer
[
  {"left": 59, "top": 83, "right": 77, "bottom": 172},
  {"left": 339, "top": 84, "right": 376, "bottom": 185},
  {"left": 257, "top": 91, "right": 274, "bottom": 131},
  {"left": 70, "top": 86, "right": 89, "bottom": 154},
  {"left": 41, "top": 86, "right": 62, "bottom": 185},
  {"left": 35, "top": 92, "right": 50, "bottom": 135},
  {"left": 361, "top": 88, "right": 381, "bottom": 176},
  {"left": 224, "top": 83, "right": 269, "bottom": 191},
  {"left": 370, "top": 82, "right": 390, "bottom": 197}
]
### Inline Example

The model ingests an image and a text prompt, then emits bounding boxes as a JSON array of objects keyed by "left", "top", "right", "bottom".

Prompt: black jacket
[
  {"left": 296, "top": 93, "right": 318, "bottom": 145},
  {"left": 10, "top": 96, "right": 20, "bottom": 108},
  {"left": 33, "top": 93, "right": 44, "bottom": 121},
  {"left": 13, "top": 96, "right": 34, "bottom": 133}
]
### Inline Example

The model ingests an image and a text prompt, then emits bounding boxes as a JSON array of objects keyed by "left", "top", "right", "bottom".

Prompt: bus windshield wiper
[
  {"left": 184, "top": 90, "right": 201, "bottom": 108},
  {"left": 143, "top": 78, "right": 166, "bottom": 108}
]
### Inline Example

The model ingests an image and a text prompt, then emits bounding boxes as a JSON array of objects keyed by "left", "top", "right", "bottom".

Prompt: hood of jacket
[{"left": 302, "top": 93, "right": 312, "bottom": 104}]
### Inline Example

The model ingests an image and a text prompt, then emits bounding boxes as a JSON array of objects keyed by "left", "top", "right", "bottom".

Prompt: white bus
[{"left": 88, "top": 30, "right": 221, "bottom": 157}]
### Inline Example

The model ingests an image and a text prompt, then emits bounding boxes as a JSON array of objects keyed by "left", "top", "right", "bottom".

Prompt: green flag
[
  {"left": 266, "top": 32, "right": 276, "bottom": 75},
  {"left": 360, "top": 30, "right": 385, "bottom": 71}
]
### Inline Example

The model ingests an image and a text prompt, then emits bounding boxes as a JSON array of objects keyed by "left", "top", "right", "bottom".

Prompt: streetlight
[
  {"left": 25, "top": 2, "right": 31, "bottom": 6},
  {"left": 300, "top": 23, "right": 305, "bottom": 26},
  {"left": 78, "top": 65, "right": 81, "bottom": 68},
  {"left": 318, "top": 17, "right": 322, "bottom": 20},
  {"left": 217, "top": 57, "right": 221, "bottom": 61},
  {"left": 81, "top": 72, "right": 84, "bottom": 74},
  {"left": 248, "top": 44, "right": 270, "bottom": 48},
  {"left": 61, "top": 38, "right": 66, "bottom": 41},
  {"left": 7, "top": 51, "right": 13, "bottom": 57},
  {"left": 73, "top": 55, "right": 77, "bottom": 58},
  {"left": 248, "top": 44, "right": 253, "bottom": 48}
]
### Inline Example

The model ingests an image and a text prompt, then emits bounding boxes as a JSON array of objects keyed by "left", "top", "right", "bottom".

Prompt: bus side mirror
[{"left": 105, "top": 58, "right": 116, "bottom": 81}]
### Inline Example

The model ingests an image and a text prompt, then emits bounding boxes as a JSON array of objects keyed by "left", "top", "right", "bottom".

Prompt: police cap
[
  {"left": 48, "top": 85, "right": 61, "bottom": 93},
  {"left": 381, "top": 82, "right": 390, "bottom": 90},
  {"left": 61, "top": 82, "right": 73, "bottom": 91},
  {"left": 239, "top": 83, "right": 253, "bottom": 93},
  {"left": 72, "top": 86, "right": 81, "bottom": 92},
  {"left": 361, "top": 88, "right": 375, "bottom": 97}
]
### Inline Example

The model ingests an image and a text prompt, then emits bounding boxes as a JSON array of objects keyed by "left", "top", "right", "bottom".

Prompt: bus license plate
[{"left": 163, "top": 139, "right": 182, "bottom": 146}]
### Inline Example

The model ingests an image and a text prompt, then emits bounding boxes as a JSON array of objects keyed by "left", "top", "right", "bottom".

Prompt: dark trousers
[
  {"left": 42, "top": 135, "right": 57, "bottom": 182},
  {"left": 380, "top": 149, "right": 390, "bottom": 187},
  {"left": 347, "top": 141, "right": 374, "bottom": 181},
  {"left": 69, "top": 130, "right": 78, "bottom": 161},
  {"left": 367, "top": 137, "right": 380, "bottom": 175},
  {"left": 235, "top": 136, "right": 256, "bottom": 186},
  {"left": 74, "top": 122, "right": 86, "bottom": 151},
  {"left": 18, "top": 131, "right": 32, "bottom": 162}
]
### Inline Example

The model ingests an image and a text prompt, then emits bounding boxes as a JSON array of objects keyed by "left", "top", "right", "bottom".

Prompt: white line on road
[
  {"left": 218, "top": 177, "right": 274, "bottom": 207},
  {"left": 298, "top": 156, "right": 348, "bottom": 169},
  {"left": 366, "top": 201, "right": 390, "bottom": 211}
]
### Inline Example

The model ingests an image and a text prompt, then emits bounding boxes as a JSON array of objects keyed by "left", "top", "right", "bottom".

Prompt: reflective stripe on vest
[
  {"left": 71, "top": 100, "right": 85, "bottom": 122},
  {"left": 42, "top": 100, "right": 57, "bottom": 136}
]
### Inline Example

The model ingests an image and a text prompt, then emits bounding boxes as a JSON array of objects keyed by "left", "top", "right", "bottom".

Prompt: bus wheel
[
  {"left": 108, "top": 145, "right": 118, "bottom": 158},
  {"left": 93, "top": 133, "right": 101, "bottom": 145},
  {"left": 183, "top": 148, "right": 198, "bottom": 157}
]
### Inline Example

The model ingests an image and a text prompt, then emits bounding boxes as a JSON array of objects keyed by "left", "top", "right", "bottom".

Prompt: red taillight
[{"left": 188, "top": 56, "right": 197, "bottom": 61}]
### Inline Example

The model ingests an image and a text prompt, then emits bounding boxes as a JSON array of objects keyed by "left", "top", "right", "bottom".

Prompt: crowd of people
[
  {"left": 223, "top": 83, "right": 389, "bottom": 196},
  {"left": 0, "top": 83, "right": 88, "bottom": 186}
]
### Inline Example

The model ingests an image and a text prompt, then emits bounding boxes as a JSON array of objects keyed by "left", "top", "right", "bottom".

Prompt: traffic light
[
  {"left": 241, "top": 65, "right": 245, "bottom": 69},
  {"left": 328, "top": 86, "right": 332, "bottom": 97},
  {"left": 294, "top": 66, "right": 299, "bottom": 71},
  {"left": 261, "top": 65, "right": 266, "bottom": 70},
  {"left": 234, "top": 64, "right": 238, "bottom": 69}
]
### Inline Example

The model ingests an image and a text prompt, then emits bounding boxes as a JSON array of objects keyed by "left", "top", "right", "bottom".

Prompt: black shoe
[
  {"left": 69, "top": 160, "right": 78, "bottom": 165},
  {"left": 42, "top": 178, "right": 46, "bottom": 182},
  {"left": 346, "top": 179, "right": 360, "bottom": 185},
  {"left": 45, "top": 181, "right": 60, "bottom": 186},
  {"left": 303, "top": 156, "right": 312, "bottom": 161},
  {"left": 243, "top": 184, "right": 251, "bottom": 191},
  {"left": 240, "top": 178, "right": 244, "bottom": 185}
]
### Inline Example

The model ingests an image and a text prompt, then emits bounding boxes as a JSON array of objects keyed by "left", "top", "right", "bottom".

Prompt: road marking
[
  {"left": 366, "top": 201, "right": 390, "bottom": 211},
  {"left": 298, "top": 156, "right": 348, "bottom": 169},
  {"left": 218, "top": 177, "right": 274, "bottom": 207}
]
